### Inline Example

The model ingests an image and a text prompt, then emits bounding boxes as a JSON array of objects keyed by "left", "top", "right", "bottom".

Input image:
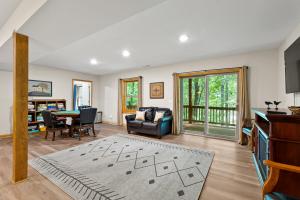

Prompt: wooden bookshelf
[{"left": 28, "top": 99, "right": 66, "bottom": 133}]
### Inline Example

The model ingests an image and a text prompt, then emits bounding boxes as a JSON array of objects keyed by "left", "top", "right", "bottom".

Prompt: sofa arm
[
  {"left": 157, "top": 116, "right": 173, "bottom": 135},
  {"left": 125, "top": 114, "right": 136, "bottom": 122},
  {"left": 157, "top": 116, "right": 173, "bottom": 123}
]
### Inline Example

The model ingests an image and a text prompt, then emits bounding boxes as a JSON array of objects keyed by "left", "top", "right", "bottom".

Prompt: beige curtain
[
  {"left": 172, "top": 73, "right": 181, "bottom": 135},
  {"left": 117, "top": 79, "right": 123, "bottom": 125},
  {"left": 238, "top": 66, "right": 252, "bottom": 145}
]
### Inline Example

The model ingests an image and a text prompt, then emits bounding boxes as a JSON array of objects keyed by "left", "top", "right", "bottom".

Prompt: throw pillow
[
  {"left": 154, "top": 111, "right": 165, "bottom": 122},
  {"left": 135, "top": 111, "right": 146, "bottom": 121},
  {"left": 145, "top": 109, "right": 154, "bottom": 121}
]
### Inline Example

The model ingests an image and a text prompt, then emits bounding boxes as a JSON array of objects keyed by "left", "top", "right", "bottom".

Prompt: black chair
[
  {"left": 74, "top": 105, "right": 92, "bottom": 124},
  {"left": 73, "top": 108, "right": 97, "bottom": 140},
  {"left": 78, "top": 105, "right": 92, "bottom": 110},
  {"left": 42, "top": 110, "right": 68, "bottom": 141}
]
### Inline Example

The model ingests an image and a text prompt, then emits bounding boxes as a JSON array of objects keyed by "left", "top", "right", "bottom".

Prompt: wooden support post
[
  {"left": 188, "top": 78, "right": 192, "bottom": 124},
  {"left": 12, "top": 32, "right": 29, "bottom": 183}
]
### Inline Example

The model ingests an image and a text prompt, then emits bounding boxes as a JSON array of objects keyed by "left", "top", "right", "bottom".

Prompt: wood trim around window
[
  {"left": 173, "top": 67, "right": 243, "bottom": 78},
  {"left": 120, "top": 76, "right": 142, "bottom": 114}
]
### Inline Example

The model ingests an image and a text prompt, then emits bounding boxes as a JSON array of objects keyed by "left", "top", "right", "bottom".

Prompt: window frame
[{"left": 121, "top": 77, "right": 142, "bottom": 113}]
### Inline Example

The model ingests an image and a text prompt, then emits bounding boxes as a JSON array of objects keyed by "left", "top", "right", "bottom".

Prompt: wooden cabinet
[{"left": 252, "top": 108, "right": 300, "bottom": 199}]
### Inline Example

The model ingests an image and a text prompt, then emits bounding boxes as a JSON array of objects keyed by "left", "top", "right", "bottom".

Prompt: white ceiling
[
  {"left": 0, "top": 0, "right": 21, "bottom": 27},
  {"left": 1, "top": 0, "right": 300, "bottom": 74}
]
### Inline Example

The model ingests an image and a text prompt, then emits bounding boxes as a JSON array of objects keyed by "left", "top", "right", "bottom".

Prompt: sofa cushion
[
  {"left": 142, "top": 122, "right": 158, "bottom": 129},
  {"left": 127, "top": 120, "right": 143, "bottom": 128},
  {"left": 135, "top": 111, "right": 145, "bottom": 121},
  {"left": 145, "top": 109, "right": 155, "bottom": 121},
  {"left": 155, "top": 108, "right": 172, "bottom": 117},
  {"left": 154, "top": 111, "right": 165, "bottom": 122}
]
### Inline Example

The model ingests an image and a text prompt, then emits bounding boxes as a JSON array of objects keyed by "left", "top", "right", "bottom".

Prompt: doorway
[
  {"left": 181, "top": 73, "right": 238, "bottom": 140},
  {"left": 72, "top": 79, "right": 92, "bottom": 110}
]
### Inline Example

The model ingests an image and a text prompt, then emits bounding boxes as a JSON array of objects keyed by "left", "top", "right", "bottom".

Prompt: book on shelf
[
  {"left": 37, "top": 104, "right": 47, "bottom": 111},
  {"left": 57, "top": 103, "right": 65, "bottom": 111},
  {"left": 28, "top": 125, "right": 38, "bottom": 131},
  {"left": 36, "top": 113, "right": 44, "bottom": 122},
  {"left": 47, "top": 103, "right": 57, "bottom": 111},
  {"left": 28, "top": 115, "right": 32, "bottom": 122},
  {"left": 29, "top": 130, "right": 40, "bottom": 134},
  {"left": 28, "top": 102, "right": 35, "bottom": 111}
]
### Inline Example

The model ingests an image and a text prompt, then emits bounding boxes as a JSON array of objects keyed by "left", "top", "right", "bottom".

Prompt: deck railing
[{"left": 183, "top": 105, "right": 237, "bottom": 126}]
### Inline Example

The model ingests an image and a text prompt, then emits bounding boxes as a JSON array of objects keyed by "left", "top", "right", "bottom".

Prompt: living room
[{"left": 1, "top": 0, "right": 300, "bottom": 200}]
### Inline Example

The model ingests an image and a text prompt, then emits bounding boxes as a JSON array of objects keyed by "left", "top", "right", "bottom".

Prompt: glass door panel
[
  {"left": 207, "top": 74, "right": 238, "bottom": 139},
  {"left": 182, "top": 77, "right": 206, "bottom": 134}
]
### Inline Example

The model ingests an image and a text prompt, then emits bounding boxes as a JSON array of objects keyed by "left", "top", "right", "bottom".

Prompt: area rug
[{"left": 30, "top": 134, "right": 214, "bottom": 200}]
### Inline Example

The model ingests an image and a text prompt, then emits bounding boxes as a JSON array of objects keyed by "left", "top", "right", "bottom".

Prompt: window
[{"left": 121, "top": 77, "right": 142, "bottom": 113}]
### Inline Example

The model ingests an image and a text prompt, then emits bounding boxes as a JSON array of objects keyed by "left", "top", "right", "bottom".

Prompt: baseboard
[
  {"left": 0, "top": 133, "right": 12, "bottom": 139},
  {"left": 101, "top": 121, "right": 120, "bottom": 126}
]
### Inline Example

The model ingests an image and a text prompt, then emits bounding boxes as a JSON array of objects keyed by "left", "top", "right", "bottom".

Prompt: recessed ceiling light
[
  {"left": 179, "top": 34, "right": 189, "bottom": 43},
  {"left": 90, "top": 58, "right": 98, "bottom": 65},
  {"left": 122, "top": 49, "right": 131, "bottom": 57}
]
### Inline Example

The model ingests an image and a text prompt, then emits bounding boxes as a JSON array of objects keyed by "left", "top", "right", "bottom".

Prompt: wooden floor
[{"left": 0, "top": 124, "right": 261, "bottom": 200}]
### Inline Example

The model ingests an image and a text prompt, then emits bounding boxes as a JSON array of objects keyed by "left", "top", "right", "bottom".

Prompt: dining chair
[
  {"left": 73, "top": 105, "right": 91, "bottom": 123},
  {"left": 78, "top": 105, "right": 92, "bottom": 110},
  {"left": 42, "top": 110, "right": 68, "bottom": 141},
  {"left": 73, "top": 108, "right": 97, "bottom": 140}
]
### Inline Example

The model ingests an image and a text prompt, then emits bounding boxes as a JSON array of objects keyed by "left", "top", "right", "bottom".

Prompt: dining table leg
[{"left": 69, "top": 125, "right": 73, "bottom": 136}]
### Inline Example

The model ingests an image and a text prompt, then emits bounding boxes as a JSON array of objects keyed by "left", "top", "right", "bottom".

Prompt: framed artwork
[
  {"left": 28, "top": 80, "right": 52, "bottom": 97},
  {"left": 150, "top": 82, "right": 164, "bottom": 99}
]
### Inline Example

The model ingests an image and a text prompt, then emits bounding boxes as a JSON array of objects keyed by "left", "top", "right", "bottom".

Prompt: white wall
[
  {"left": 0, "top": 70, "right": 13, "bottom": 134},
  {"left": 0, "top": 65, "right": 100, "bottom": 134},
  {"left": 29, "top": 65, "right": 99, "bottom": 110},
  {"left": 98, "top": 49, "right": 279, "bottom": 124},
  {"left": 278, "top": 23, "right": 300, "bottom": 107}
]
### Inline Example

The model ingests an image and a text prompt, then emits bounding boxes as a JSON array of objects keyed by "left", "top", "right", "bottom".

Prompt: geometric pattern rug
[{"left": 30, "top": 134, "right": 214, "bottom": 200}]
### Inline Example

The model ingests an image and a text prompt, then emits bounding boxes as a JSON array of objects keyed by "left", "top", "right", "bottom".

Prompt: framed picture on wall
[
  {"left": 150, "top": 82, "right": 164, "bottom": 99},
  {"left": 28, "top": 80, "right": 52, "bottom": 97}
]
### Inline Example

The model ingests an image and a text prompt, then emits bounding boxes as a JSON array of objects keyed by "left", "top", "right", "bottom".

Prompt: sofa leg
[
  {"left": 157, "top": 135, "right": 162, "bottom": 139},
  {"left": 127, "top": 130, "right": 131, "bottom": 134},
  {"left": 92, "top": 124, "right": 96, "bottom": 137}
]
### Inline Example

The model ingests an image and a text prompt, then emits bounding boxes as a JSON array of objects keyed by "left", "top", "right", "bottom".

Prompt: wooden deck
[
  {"left": 183, "top": 123, "right": 236, "bottom": 140},
  {"left": 0, "top": 123, "right": 260, "bottom": 200}
]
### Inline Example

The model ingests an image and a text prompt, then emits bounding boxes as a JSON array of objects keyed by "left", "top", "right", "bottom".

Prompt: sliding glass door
[
  {"left": 207, "top": 74, "right": 238, "bottom": 139},
  {"left": 182, "top": 77, "right": 206, "bottom": 134},
  {"left": 181, "top": 73, "right": 238, "bottom": 140}
]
